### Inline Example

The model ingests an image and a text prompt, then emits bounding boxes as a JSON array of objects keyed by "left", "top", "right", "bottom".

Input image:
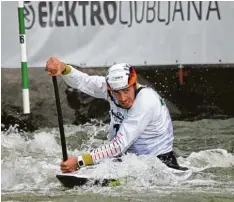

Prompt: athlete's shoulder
[
  {"left": 133, "top": 87, "right": 161, "bottom": 109},
  {"left": 137, "top": 86, "right": 160, "bottom": 100}
]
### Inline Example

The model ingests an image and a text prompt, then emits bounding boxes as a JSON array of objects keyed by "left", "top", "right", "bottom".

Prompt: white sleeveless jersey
[{"left": 62, "top": 66, "right": 173, "bottom": 164}]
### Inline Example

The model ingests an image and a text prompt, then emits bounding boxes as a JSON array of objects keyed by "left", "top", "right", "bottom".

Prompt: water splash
[{"left": 1, "top": 120, "right": 234, "bottom": 198}]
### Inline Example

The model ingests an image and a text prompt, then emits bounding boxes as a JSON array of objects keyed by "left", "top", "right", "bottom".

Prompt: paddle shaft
[{"left": 52, "top": 76, "right": 68, "bottom": 161}]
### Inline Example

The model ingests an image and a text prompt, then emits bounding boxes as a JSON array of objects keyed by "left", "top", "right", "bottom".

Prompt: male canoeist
[{"left": 46, "top": 56, "right": 187, "bottom": 172}]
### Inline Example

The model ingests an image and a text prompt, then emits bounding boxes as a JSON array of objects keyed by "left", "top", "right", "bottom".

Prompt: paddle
[{"left": 52, "top": 76, "right": 68, "bottom": 161}]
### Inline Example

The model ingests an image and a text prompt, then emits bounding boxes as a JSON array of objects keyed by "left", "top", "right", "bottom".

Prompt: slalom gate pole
[{"left": 17, "top": 1, "right": 30, "bottom": 114}]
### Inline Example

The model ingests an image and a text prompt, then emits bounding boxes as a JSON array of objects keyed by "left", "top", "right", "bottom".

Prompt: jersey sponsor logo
[
  {"left": 111, "top": 110, "right": 124, "bottom": 123},
  {"left": 160, "top": 98, "right": 165, "bottom": 106}
]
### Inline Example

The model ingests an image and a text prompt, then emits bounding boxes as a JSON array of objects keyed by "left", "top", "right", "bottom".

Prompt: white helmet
[{"left": 106, "top": 63, "right": 137, "bottom": 91}]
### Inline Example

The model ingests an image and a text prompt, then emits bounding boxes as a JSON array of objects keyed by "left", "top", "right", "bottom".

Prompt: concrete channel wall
[{"left": 1, "top": 65, "right": 234, "bottom": 132}]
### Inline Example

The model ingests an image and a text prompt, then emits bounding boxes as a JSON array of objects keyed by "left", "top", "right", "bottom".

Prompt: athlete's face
[{"left": 111, "top": 85, "right": 135, "bottom": 109}]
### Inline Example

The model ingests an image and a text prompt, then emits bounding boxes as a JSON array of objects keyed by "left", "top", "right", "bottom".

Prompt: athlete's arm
[
  {"left": 46, "top": 56, "right": 107, "bottom": 99},
  {"left": 61, "top": 65, "right": 107, "bottom": 99}
]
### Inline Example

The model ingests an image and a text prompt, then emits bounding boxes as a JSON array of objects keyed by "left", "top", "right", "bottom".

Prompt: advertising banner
[{"left": 1, "top": 1, "right": 234, "bottom": 68}]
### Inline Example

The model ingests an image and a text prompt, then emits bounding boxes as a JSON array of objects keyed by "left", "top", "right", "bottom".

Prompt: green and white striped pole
[{"left": 18, "top": 1, "right": 30, "bottom": 114}]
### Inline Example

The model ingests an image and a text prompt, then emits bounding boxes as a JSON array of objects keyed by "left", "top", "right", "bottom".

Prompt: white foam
[
  {"left": 1, "top": 122, "right": 234, "bottom": 196},
  {"left": 178, "top": 148, "right": 234, "bottom": 172}
]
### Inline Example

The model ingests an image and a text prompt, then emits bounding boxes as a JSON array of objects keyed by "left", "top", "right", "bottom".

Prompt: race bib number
[{"left": 113, "top": 124, "right": 120, "bottom": 135}]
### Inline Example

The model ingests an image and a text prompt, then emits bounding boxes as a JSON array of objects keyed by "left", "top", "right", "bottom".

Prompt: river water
[{"left": 1, "top": 118, "right": 234, "bottom": 202}]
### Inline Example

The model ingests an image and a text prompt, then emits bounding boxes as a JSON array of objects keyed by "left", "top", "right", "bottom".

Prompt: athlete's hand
[
  {"left": 46, "top": 56, "right": 66, "bottom": 76},
  {"left": 60, "top": 157, "right": 78, "bottom": 173}
]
